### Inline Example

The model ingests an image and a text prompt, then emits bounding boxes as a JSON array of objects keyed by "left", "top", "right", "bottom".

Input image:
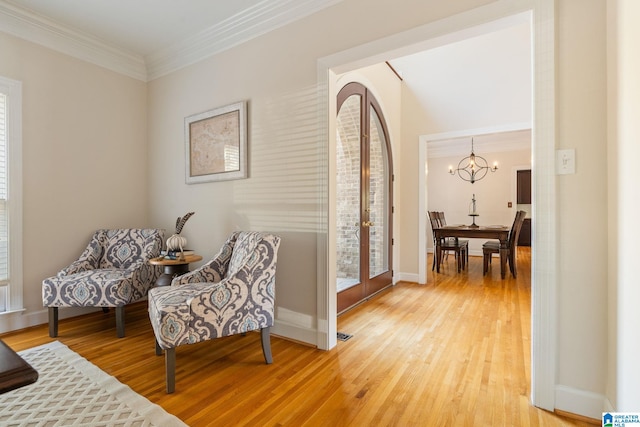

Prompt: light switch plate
[{"left": 556, "top": 149, "right": 576, "bottom": 175}]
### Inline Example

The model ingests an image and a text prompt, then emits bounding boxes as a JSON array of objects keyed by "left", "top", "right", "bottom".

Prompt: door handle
[{"left": 362, "top": 221, "right": 375, "bottom": 227}]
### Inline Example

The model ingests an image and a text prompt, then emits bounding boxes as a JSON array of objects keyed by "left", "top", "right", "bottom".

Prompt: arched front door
[{"left": 336, "top": 82, "right": 393, "bottom": 313}]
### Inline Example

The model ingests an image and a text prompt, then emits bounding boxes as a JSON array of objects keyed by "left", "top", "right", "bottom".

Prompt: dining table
[{"left": 434, "top": 224, "right": 510, "bottom": 279}]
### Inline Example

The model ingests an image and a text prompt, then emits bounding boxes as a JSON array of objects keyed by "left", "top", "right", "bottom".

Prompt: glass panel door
[
  {"left": 368, "top": 108, "right": 389, "bottom": 279},
  {"left": 336, "top": 94, "right": 362, "bottom": 294},
  {"left": 336, "top": 82, "right": 393, "bottom": 313}
]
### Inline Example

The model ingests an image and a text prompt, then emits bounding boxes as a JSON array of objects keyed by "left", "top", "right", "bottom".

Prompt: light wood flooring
[{"left": 1, "top": 247, "right": 597, "bottom": 426}]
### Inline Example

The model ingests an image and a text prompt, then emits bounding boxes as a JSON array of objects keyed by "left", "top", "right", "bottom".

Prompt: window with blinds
[
  {"left": 0, "top": 76, "right": 22, "bottom": 316},
  {"left": 0, "top": 93, "right": 8, "bottom": 312}
]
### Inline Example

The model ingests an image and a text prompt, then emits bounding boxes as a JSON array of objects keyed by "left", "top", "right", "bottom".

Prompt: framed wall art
[{"left": 185, "top": 100, "right": 247, "bottom": 184}]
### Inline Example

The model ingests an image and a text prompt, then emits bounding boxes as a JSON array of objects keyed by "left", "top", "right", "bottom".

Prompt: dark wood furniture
[
  {"left": 518, "top": 218, "right": 531, "bottom": 246},
  {"left": 0, "top": 339, "right": 38, "bottom": 394},
  {"left": 517, "top": 169, "right": 531, "bottom": 204},
  {"left": 434, "top": 224, "right": 510, "bottom": 279},
  {"left": 429, "top": 211, "right": 468, "bottom": 272},
  {"left": 149, "top": 254, "right": 203, "bottom": 287},
  {"left": 483, "top": 210, "right": 527, "bottom": 278}
]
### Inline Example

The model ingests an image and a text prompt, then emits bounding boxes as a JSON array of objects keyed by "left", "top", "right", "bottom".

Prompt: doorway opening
[{"left": 319, "top": 1, "right": 557, "bottom": 411}]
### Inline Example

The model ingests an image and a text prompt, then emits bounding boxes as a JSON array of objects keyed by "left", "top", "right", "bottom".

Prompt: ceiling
[
  {"left": 0, "top": 0, "right": 342, "bottom": 80},
  {"left": 2, "top": 0, "right": 278, "bottom": 56}
]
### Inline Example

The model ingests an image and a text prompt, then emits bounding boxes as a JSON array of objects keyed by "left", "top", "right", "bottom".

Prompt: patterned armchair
[
  {"left": 42, "top": 228, "right": 164, "bottom": 338},
  {"left": 148, "top": 231, "right": 281, "bottom": 393}
]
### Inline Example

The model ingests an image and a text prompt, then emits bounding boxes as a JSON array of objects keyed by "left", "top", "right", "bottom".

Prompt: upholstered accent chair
[
  {"left": 148, "top": 231, "right": 281, "bottom": 393},
  {"left": 42, "top": 228, "right": 164, "bottom": 338}
]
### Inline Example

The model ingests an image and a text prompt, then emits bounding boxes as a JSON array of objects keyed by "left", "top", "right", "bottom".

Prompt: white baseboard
[
  {"left": 0, "top": 306, "right": 97, "bottom": 335},
  {"left": 273, "top": 306, "right": 317, "bottom": 346},
  {"left": 604, "top": 397, "right": 615, "bottom": 412},
  {"left": 1, "top": 304, "right": 320, "bottom": 348},
  {"left": 395, "top": 272, "right": 420, "bottom": 283},
  {"left": 555, "top": 385, "right": 608, "bottom": 420},
  {"left": 272, "top": 319, "right": 317, "bottom": 346}
]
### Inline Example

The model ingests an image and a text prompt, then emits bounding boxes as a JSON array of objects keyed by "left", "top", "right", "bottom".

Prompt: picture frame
[{"left": 185, "top": 100, "right": 247, "bottom": 184}]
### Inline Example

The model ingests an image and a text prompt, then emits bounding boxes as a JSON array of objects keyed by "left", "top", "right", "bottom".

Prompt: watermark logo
[{"left": 603, "top": 413, "right": 640, "bottom": 427}]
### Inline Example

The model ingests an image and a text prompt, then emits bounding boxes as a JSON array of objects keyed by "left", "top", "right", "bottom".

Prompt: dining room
[{"left": 425, "top": 131, "right": 532, "bottom": 270}]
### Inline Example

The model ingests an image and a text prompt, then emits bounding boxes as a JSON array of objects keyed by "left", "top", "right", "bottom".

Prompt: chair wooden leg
[
  {"left": 431, "top": 239, "right": 437, "bottom": 271},
  {"left": 115, "top": 306, "right": 125, "bottom": 338},
  {"left": 155, "top": 339, "right": 163, "bottom": 356},
  {"left": 261, "top": 327, "right": 273, "bottom": 364},
  {"left": 48, "top": 307, "right": 58, "bottom": 338},
  {"left": 165, "top": 347, "right": 176, "bottom": 394},
  {"left": 460, "top": 247, "right": 466, "bottom": 270},
  {"left": 483, "top": 252, "right": 489, "bottom": 275},
  {"left": 510, "top": 250, "right": 517, "bottom": 278}
]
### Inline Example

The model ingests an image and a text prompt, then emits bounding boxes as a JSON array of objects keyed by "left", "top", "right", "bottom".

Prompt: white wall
[
  {"left": 392, "top": 20, "right": 531, "bottom": 134},
  {"left": 553, "top": 0, "right": 608, "bottom": 415},
  {"left": 0, "top": 32, "right": 149, "bottom": 331}
]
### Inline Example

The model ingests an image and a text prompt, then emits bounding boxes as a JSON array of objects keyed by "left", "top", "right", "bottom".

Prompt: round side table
[{"left": 149, "top": 254, "right": 203, "bottom": 287}]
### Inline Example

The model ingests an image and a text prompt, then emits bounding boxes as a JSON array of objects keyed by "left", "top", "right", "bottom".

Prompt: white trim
[
  {"left": 316, "top": 63, "right": 335, "bottom": 351},
  {"left": 0, "top": 0, "right": 343, "bottom": 82},
  {"left": 554, "top": 385, "right": 607, "bottom": 420},
  {"left": 395, "top": 272, "right": 420, "bottom": 283},
  {"left": 0, "top": 75, "right": 23, "bottom": 317},
  {"left": 425, "top": 122, "right": 532, "bottom": 142},
  {"left": 0, "top": 1, "right": 146, "bottom": 81},
  {"left": 319, "top": 0, "right": 556, "bottom": 413},
  {"left": 272, "top": 317, "right": 318, "bottom": 347},
  {"left": 277, "top": 306, "right": 314, "bottom": 330},
  {"left": 426, "top": 127, "right": 532, "bottom": 158},
  {"left": 0, "top": 306, "right": 95, "bottom": 335},
  {"left": 147, "top": 0, "right": 343, "bottom": 81},
  {"left": 604, "top": 397, "right": 615, "bottom": 412},
  {"left": 530, "top": 0, "right": 556, "bottom": 411}
]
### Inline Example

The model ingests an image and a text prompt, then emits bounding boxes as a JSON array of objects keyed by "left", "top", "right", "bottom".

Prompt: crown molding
[
  {"left": 0, "top": 0, "right": 342, "bottom": 82},
  {"left": 0, "top": 1, "right": 147, "bottom": 81},
  {"left": 426, "top": 125, "right": 531, "bottom": 158},
  {"left": 145, "top": 0, "right": 343, "bottom": 80}
]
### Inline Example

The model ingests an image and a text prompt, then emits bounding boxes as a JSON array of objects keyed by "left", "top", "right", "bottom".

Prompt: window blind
[
  {"left": 0, "top": 76, "right": 22, "bottom": 316},
  {"left": 0, "top": 93, "right": 8, "bottom": 300}
]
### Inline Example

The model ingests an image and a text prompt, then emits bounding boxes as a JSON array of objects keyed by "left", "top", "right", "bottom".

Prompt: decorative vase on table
[
  {"left": 469, "top": 194, "right": 479, "bottom": 228},
  {"left": 166, "top": 212, "right": 195, "bottom": 256}
]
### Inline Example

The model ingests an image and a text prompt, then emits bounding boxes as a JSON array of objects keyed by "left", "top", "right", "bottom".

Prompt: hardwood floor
[{"left": 1, "top": 247, "right": 597, "bottom": 426}]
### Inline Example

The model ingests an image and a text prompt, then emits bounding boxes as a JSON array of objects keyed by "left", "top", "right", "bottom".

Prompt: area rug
[{"left": 0, "top": 341, "right": 186, "bottom": 426}]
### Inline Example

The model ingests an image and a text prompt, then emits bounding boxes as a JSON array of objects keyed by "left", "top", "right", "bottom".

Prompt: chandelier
[{"left": 448, "top": 138, "right": 498, "bottom": 184}]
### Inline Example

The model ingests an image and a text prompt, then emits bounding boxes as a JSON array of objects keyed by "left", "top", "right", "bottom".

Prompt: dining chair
[
  {"left": 428, "top": 211, "right": 468, "bottom": 273},
  {"left": 436, "top": 212, "right": 469, "bottom": 270},
  {"left": 482, "top": 210, "right": 527, "bottom": 277},
  {"left": 437, "top": 211, "right": 469, "bottom": 270}
]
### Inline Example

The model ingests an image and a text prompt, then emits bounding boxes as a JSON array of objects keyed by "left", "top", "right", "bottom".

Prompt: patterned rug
[{"left": 0, "top": 341, "right": 186, "bottom": 426}]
